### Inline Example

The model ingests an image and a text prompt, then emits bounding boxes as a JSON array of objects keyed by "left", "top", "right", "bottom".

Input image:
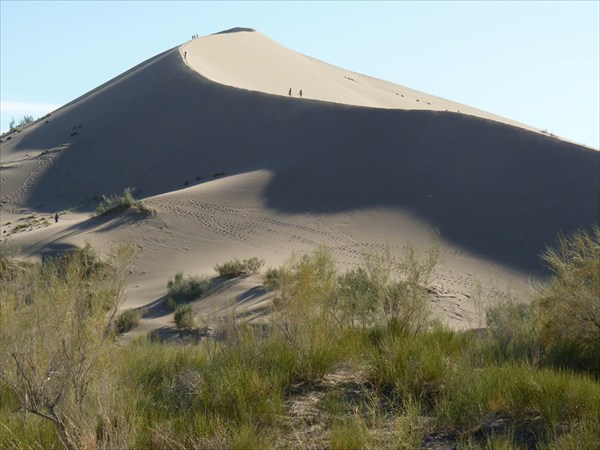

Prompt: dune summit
[
  {"left": 183, "top": 28, "right": 540, "bottom": 133},
  {"left": 1, "top": 28, "right": 598, "bottom": 331}
]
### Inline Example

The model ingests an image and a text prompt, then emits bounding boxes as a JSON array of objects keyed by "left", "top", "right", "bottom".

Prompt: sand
[{"left": 1, "top": 28, "right": 598, "bottom": 337}]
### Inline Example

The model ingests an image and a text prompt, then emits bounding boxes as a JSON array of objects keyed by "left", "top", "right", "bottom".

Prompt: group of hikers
[
  {"left": 289, "top": 88, "right": 303, "bottom": 97},
  {"left": 191, "top": 33, "right": 199, "bottom": 39}
]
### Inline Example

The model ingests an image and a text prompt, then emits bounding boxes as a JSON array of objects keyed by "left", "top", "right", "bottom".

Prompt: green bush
[
  {"left": 0, "top": 243, "right": 134, "bottom": 449},
  {"left": 485, "top": 300, "right": 541, "bottom": 364},
  {"left": 167, "top": 272, "right": 210, "bottom": 308},
  {"left": 263, "top": 267, "right": 281, "bottom": 291},
  {"left": 115, "top": 308, "right": 146, "bottom": 334},
  {"left": 334, "top": 267, "right": 379, "bottom": 328},
  {"left": 94, "top": 187, "right": 152, "bottom": 216},
  {"left": 174, "top": 304, "right": 195, "bottom": 329},
  {"left": 535, "top": 226, "right": 600, "bottom": 374},
  {"left": 215, "top": 257, "right": 265, "bottom": 278}
]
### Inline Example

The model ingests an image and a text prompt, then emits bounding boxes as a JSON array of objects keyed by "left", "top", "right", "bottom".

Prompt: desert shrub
[
  {"left": 94, "top": 187, "right": 152, "bottom": 216},
  {"left": 166, "top": 272, "right": 210, "bottom": 308},
  {"left": 8, "top": 115, "right": 34, "bottom": 131},
  {"left": 535, "top": 226, "right": 600, "bottom": 374},
  {"left": 174, "top": 304, "right": 195, "bottom": 329},
  {"left": 382, "top": 243, "right": 439, "bottom": 335},
  {"left": 244, "top": 256, "right": 264, "bottom": 274},
  {"left": 215, "top": 259, "right": 245, "bottom": 278},
  {"left": 0, "top": 243, "right": 135, "bottom": 449},
  {"left": 115, "top": 307, "right": 146, "bottom": 334},
  {"left": 485, "top": 300, "right": 541, "bottom": 364},
  {"left": 269, "top": 248, "right": 345, "bottom": 379},
  {"left": 334, "top": 267, "right": 380, "bottom": 329},
  {"left": 215, "top": 257, "right": 265, "bottom": 278},
  {"left": 263, "top": 267, "right": 281, "bottom": 291}
]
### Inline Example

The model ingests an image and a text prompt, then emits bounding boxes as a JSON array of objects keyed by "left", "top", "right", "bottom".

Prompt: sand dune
[
  {"left": 183, "top": 28, "right": 542, "bottom": 133},
  {"left": 1, "top": 28, "right": 598, "bottom": 334}
]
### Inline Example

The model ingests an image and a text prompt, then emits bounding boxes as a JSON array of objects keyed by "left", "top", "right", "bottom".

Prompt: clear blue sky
[{"left": 1, "top": 1, "right": 598, "bottom": 148}]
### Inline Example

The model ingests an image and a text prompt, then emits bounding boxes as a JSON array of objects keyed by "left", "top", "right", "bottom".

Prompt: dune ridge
[{"left": 182, "top": 28, "right": 548, "bottom": 135}]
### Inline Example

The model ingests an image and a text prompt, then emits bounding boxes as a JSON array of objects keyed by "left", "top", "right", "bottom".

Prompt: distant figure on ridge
[
  {"left": 54, "top": 213, "right": 59, "bottom": 223},
  {"left": 288, "top": 88, "right": 292, "bottom": 96},
  {"left": 184, "top": 51, "right": 187, "bottom": 59},
  {"left": 299, "top": 89, "right": 303, "bottom": 98}
]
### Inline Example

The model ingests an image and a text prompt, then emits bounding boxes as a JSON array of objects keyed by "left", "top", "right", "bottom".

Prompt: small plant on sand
[
  {"left": 263, "top": 267, "right": 281, "bottom": 291},
  {"left": 214, "top": 257, "right": 265, "bottom": 278},
  {"left": 8, "top": 115, "right": 34, "bottom": 131},
  {"left": 174, "top": 304, "right": 195, "bottom": 329},
  {"left": 114, "top": 307, "right": 147, "bottom": 334},
  {"left": 94, "top": 187, "right": 152, "bottom": 217},
  {"left": 166, "top": 272, "right": 210, "bottom": 309}
]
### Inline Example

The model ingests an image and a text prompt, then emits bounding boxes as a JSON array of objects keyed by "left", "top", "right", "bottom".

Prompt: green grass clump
[
  {"left": 94, "top": 187, "right": 153, "bottom": 216},
  {"left": 263, "top": 267, "right": 281, "bottom": 291},
  {"left": 166, "top": 272, "right": 210, "bottom": 309},
  {"left": 215, "top": 257, "right": 265, "bottom": 278},
  {"left": 114, "top": 307, "right": 146, "bottom": 334},
  {"left": 174, "top": 304, "right": 195, "bottom": 329}
]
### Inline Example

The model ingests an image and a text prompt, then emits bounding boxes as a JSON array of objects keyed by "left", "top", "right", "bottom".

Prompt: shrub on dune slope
[{"left": 94, "top": 187, "right": 152, "bottom": 216}]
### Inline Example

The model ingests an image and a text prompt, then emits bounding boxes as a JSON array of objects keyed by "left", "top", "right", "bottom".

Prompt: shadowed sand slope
[{"left": 1, "top": 30, "right": 598, "bottom": 275}]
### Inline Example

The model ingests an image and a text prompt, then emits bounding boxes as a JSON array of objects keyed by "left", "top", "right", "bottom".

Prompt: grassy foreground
[{"left": 0, "top": 228, "right": 599, "bottom": 449}]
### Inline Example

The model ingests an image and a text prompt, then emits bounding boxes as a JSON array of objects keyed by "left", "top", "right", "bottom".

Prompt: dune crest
[{"left": 182, "top": 28, "right": 538, "bottom": 133}]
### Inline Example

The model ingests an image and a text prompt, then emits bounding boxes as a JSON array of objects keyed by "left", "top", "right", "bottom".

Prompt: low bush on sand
[
  {"left": 214, "top": 257, "right": 264, "bottom": 278},
  {"left": 114, "top": 307, "right": 147, "bottom": 334},
  {"left": 166, "top": 272, "right": 210, "bottom": 309},
  {"left": 174, "top": 304, "right": 195, "bottom": 329},
  {"left": 94, "top": 187, "right": 152, "bottom": 216}
]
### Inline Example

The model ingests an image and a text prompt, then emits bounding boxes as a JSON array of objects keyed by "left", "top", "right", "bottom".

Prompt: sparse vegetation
[
  {"left": 166, "top": 272, "right": 210, "bottom": 309},
  {"left": 174, "top": 304, "right": 195, "bottom": 329},
  {"left": 263, "top": 267, "right": 281, "bottom": 290},
  {"left": 8, "top": 115, "right": 34, "bottom": 131},
  {"left": 215, "top": 256, "right": 265, "bottom": 278},
  {"left": 1, "top": 229, "right": 599, "bottom": 448},
  {"left": 114, "top": 307, "right": 147, "bottom": 334},
  {"left": 93, "top": 187, "right": 152, "bottom": 216}
]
